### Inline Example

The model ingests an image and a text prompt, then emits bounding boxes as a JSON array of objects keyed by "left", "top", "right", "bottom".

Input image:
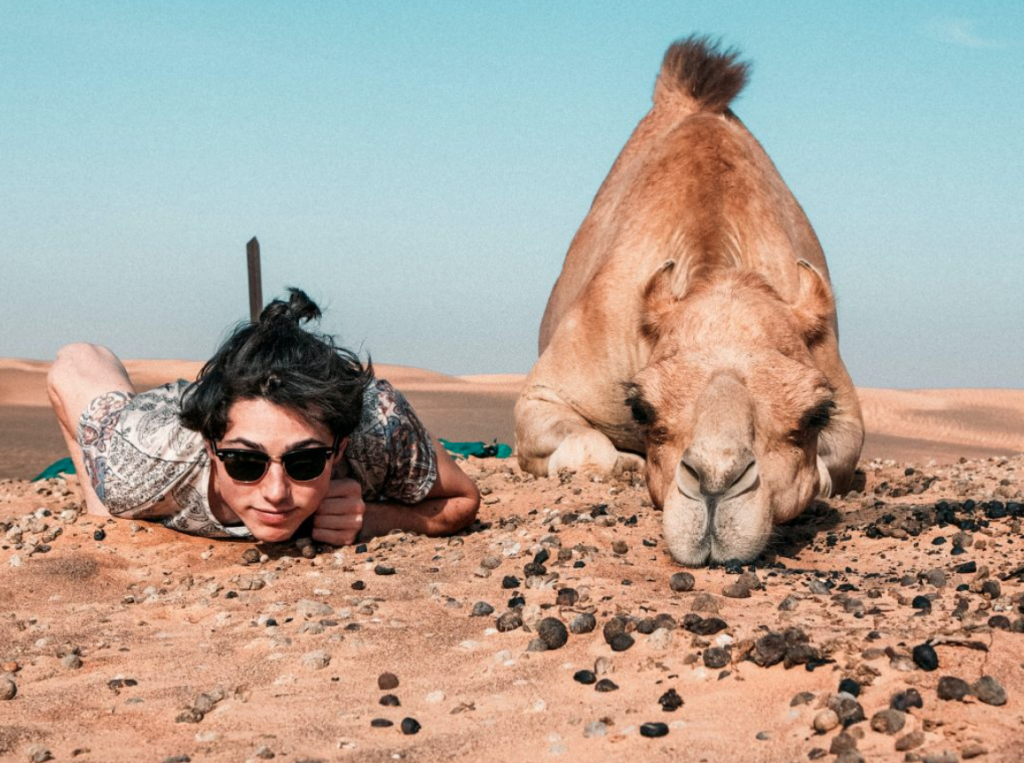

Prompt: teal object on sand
[
  {"left": 439, "top": 439, "right": 512, "bottom": 459},
  {"left": 33, "top": 457, "right": 77, "bottom": 481}
]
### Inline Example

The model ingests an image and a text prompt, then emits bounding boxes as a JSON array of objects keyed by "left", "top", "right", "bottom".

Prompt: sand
[{"left": 1, "top": 359, "right": 1023, "bottom": 762}]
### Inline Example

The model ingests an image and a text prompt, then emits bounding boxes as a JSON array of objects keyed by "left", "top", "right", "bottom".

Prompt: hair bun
[{"left": 258, "top": 287, "right": 322, "bottom": 325}]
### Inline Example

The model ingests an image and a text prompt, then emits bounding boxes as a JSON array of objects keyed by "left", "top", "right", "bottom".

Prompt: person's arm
[{"left": 311, "top": 441, "right": 480, "bottom": 545}]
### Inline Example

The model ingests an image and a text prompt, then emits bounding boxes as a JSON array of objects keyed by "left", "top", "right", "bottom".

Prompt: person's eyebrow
[{"left": 221, "top": 437, "right": 329, "bottom": 451}]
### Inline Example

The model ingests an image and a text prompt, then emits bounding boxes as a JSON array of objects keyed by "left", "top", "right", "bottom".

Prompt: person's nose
[{"left": 261, "top": 461, "right": 292, "bottom": 506}]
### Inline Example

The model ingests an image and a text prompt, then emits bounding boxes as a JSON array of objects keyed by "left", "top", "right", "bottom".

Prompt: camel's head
[{"left": 629, "top": 260, "right": 836, "bottom": 565}]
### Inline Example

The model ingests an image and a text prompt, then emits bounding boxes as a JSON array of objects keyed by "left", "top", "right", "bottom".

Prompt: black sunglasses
[{"left": 212, "top": 437, "right": 341, "bottom": 483}]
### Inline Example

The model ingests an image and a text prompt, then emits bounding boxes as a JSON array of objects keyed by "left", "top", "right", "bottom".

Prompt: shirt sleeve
[{"left": 345, "top": 380, "right": 438, "bottom": 504}]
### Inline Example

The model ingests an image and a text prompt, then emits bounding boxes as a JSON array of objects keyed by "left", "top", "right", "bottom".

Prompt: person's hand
[{"left": 312, "top": 478, "right": 365, "bottom": 546}]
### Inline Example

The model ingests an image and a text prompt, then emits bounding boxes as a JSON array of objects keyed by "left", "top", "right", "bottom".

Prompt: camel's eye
[
  {"left": 626, "top": 388, "right": 656, "bottom": 426},
  {"left": 798, "top": 400, "right": 835, "bottom": 433}
]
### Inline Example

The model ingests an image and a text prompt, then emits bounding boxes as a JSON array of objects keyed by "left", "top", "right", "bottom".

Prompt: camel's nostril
[{"left": 677, "top": 449, "right": 756, "bottom": 501}]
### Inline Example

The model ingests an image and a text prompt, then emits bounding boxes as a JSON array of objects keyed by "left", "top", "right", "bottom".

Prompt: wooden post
[{"left": 246, "top": 237, "right": 262, "bottom": 323}]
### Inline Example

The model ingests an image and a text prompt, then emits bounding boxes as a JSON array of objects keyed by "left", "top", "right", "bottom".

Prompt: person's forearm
[{"left": 358, "top": 495, "right": 478, "bottom": 540}]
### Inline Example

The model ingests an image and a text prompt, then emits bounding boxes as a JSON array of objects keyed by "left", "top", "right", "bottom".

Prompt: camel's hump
[{"left": 655, "top": 35, "right": 750, "bottom": 113}]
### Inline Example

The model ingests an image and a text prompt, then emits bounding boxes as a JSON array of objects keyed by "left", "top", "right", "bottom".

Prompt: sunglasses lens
[
  {"left": 283, "top": 451, "right": 330, "bottom": 481},
  {"left": 221, "top": 452, "right": 270, "bottom": 483}
]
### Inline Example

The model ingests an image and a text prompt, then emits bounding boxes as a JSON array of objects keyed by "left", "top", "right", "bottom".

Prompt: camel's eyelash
[
  {"left": 624, "top": 386, "right": 657, "bottom": 426},
  {"left": 799, "top": 400, "right": 835, "bottom": 432}
]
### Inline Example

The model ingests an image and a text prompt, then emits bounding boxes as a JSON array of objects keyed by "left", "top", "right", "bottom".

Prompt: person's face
[{"left": 206, "top": 398, "right": 343, "bottom": 542}]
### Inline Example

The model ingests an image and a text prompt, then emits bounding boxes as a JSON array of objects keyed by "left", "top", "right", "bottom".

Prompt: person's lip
[{"left": 249, "top": 508, "right": 296, "bottom": 526}]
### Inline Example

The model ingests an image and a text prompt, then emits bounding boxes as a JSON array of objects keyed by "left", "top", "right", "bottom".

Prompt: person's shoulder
[{"left": 118, "top": 379, "right": 203, "bottom": 460}]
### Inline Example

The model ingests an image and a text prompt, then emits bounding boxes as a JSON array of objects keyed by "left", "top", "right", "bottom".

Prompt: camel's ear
[
  {"left": 640, "top": 260, "right": 679, "bottom": 341},
  {"left": 791, "top": 260, "right": 834, "bottom": 345}
]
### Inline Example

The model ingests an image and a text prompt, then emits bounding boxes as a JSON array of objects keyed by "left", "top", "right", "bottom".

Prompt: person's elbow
[{"left": 443, "top": 482, "right": 480, "bottom": 534}]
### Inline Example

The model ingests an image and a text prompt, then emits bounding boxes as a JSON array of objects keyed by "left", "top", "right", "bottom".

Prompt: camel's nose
[{"left": 677, "top": 447, "right": 758, "bottom": 502}]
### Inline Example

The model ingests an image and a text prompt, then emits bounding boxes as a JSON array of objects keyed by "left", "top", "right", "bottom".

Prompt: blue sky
[{"left": 1, "top": 2, "right": 1021, "bottom": 387}]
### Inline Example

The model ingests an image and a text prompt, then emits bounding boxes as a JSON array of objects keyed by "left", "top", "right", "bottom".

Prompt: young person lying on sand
[{"left": 46, "top": 289, "right": 480, "bottom": 545}]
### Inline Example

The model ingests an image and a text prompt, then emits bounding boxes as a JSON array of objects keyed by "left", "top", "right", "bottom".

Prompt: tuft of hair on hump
[{"left": 655, "top": 35, "right": 750, "bottom": 112}]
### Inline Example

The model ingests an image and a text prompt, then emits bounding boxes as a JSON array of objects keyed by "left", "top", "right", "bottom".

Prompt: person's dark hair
[{"left": 180, "top": 288, "right": 374, "bottom": 442}]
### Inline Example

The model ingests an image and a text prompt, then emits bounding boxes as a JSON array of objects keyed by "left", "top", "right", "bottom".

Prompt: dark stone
[
  {"left": 400, "top": 717, "right": 421, "bottom": 735},
  {"left": 507, "top": 594, "right": 526, "bottom": 609},
  {"left": 894, "top": 730, "right": 925, "bottom": 752},
  {"left": 594, "top": 678, "right": 618, "bottom": 692},
  {"left": 612, "top": 540, "right": 629, "bottom": 555},
  {"left": 972, "top": 675, "right": 1007, "bottom": 706},
  {"left": 988, "top": 615, "right": 1012, "bottom": 630},
  {"left": 351, "top": 580, "right": 365, "bottom": 591},
  {"left": 370, "top": 718, "right": 392, "bottom": 728},
  {"left": 523, "top": 562, "right": 547, "bottom": 577},
  {"left": 533, "top": 549, "right": 550, "bottom": 565},
  {"left": 573, "top": 669, "right": 596, "bottom": 685},
  {"left": 669, "top": 572, "right": 696, "bottom": 592},
  {"left": 834, "top": 697, "right": 865, "bottom": 727},
  {"left": 471, "top": 602, "right": 495, "bottom": 617},
  {"left": 956, "top": 561, "right": 977, "bottom": 574},
  {"left": 379, "top": 694, "right": 400, "bottom": 707},
  {"left": 537, "top": 618, "right": 569, "bottom": 650},
  {"left": 635, "top": 617, "right": 658, "bottom": 635},
  {"left": 703, "top": 647, "right": 731, "bottom": 669},
  {"left": 569, "top": 613, "right": 597, "bottom": 634},
  {"left": 639, "top": 722, "right": 669, "bottom": 738},
  {"left": 374, "top": 564, "right": 396, "bottom": 576},
  {"left": 784, "top": 643, "right": 821, "bottom": 669},
  {"left": 722, "top": 582, "right": 751, "bottom": 599},
  {"left": 829, "top": 731, "right": 858, "bottom": 754},
  {"left": 93, "top": 529, "right": 106, "bottom": 541},
  {"left": 912, "top": 643, "right": 939, "bottom": 671},
  {"left": 790, "top": 691, "right": 815, "bottom": 706},
  {"left": 355, "top": 543, "right": 367, "bottom": 553},
  {"left": 609, "top": 633, "right": 635, "bottom": 652},
  {"left": 556, "top": 588, "right": 578, "bottom": 606},
  {"left": 936, "top": 676, "right": 970, "bottom": 701},
  {"left": 911, "top": 595, "right": 932, "bottom": 612},
  {"left": 838, "top": 678, "right": 861, "bottom": 697},
  {"left": 377, "top": 673, "right": 399, "bottom": 690},
  {"left": 981, "top": 580, "right": 1001, "bottom": 598},
  {"left": 658, "top": 688, "right": 684, "bottom": 711},
  {"left": 495, "top": 611, "right": 523, "bottom": 632},
  {"left": 890, "top": 688, "right": 924, "bottom": 712},
  {"left": 687, "top": 617, "right": 728, "bottom": 636},
  {"left": 502, "top": 575, "right": 521, "bottom": 589},
  {"left": 242, "top": 548, "right": 260, "bottom": 564},
  {"left": 654, "top": 613, "right": 678, "bottom": 631},
  {"left": 602, "top": 617, "right": 628, "bottom": 644},
  {"left": 750, "top": 633, "right": 787, "bottom": 667}
]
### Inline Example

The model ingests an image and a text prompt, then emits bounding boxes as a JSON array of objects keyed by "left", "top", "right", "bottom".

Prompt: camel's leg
[{"left": 514, "top": 389, "right": 644, "bottom": 477}]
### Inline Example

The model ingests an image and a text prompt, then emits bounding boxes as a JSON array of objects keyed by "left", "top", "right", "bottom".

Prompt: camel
[{"left": 514, "top": 37, "right": 864, "bottom": 565}]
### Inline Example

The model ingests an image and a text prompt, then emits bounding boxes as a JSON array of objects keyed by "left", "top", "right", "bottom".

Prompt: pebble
[
  {"left": 971, "top": 675, "right": 1006, "bottom": 706},
  {"left": 912, "top": 643, "right": 939, "bottom": 671},
  {"left": 658, "top": 688, "right": 683, "bottom": 712},
  {"left": 813, "top": 710, "right": 839, "bottom": 733},
  {"left": 962, "top": 742, "right": 989, "bottom": 759},
  {"left": 242, "top": 548, "right": 261, "bottom": 564},
  {"left": 569, "top": 613, "right": 597, "bottom": 634},
  {"left": 790, "top": 691, "right": 815, "bottom": 707},
  {"left": 691, "top": 593, "right": 720, "bottom": 612},
  {"left": 778, "top": 594, "right": 801, "bottom": 611},
  {"left": 937, "top": 676, "right": 971, "bottom": 701},
  {"left": 574, "top": 670, "right": 597, "bottom": 685},
  {"left": 829, "top": 731, "right": 858, "bottom": 754},
  {"left": 61, "top": 654, "right": 82, "bottom": 670},
  {"left": 379, "top": 694, "right": 400, "bottom": 707},
  {"left": 685, "top": 616, "right": 728, "bottom": 636},
  {"left": 1, "top": 677, "right": 16, "bottom": 700},
  {"left": 400, "top": 717, "right": 421, "bottom": 735},
  {"left": 556, "top": 588, "right": 579, "bottom": 606},
  {"left": 370, "top": 718, "right": 393, "bottom": 728},
  {"left": 502, "top": 575, "right": 521, "bottom": 589},
  {"left": 869, "top": 709, "right": 906, "bottom": 734},
  {"left": 480, "top": 555, "right": 502, "bottom": 570},
  {"left": 301, "top": 650, "right": 330, "bottom": 670},
  {"left": 890, "top": 688, "right": 924, "bottom": 712},
  {"left": 93, "top": 529, "right": 106, "bottom": 541},
  {"left": 496, "top": 611, "right": 523, "bottom": 632},
  {"left": 639, "top": 722, "right": 669, "bottom": 738},
  {"left": 25, "top": 747, "right": 52, "bottom": 763},
  {"left": 471, "top": 602, "right": 495, "bottom": 617},
  {"left": 922, "top": 753, "right": 958, "bottom": 763},
  {"left": 703, "top": 647, "right": 730, "bottom": 669},
  {"left": 537, "top": 618, "right": 569, "bottom": 650},
  {"left": 609, "top": 633, "right": 635, "bottom": 652},
  {"left": 829, "top": 694, "right": 866, "bottom": 726},
  {"left": 612, "top": 540, "right": 628, "bottom": 555},
  {"left": 583, "top": 721, "right": 607, "bottom": 738},
  {"left": 750, "top": 633, "right": 787, "bottom": 667},
  {"left": 374, "top": 564, "right": 396, "bottom": 576},
  {"left": 594, "top": 679, "right": 618, "bottom": 692},
  {"left": 894, "top": 730, "right": 925, "bottom": 751},
  {"left": 669, "top": 572, "right": 695, "bottom": 592},
  {"left": 647, "top": 627, "right": 674, "bottom": 650},
  {"left": 838, "top": 678, "right": 861, "bottom": 697},
  {"left": 722, "top": 582, "right": 751, "bottom": 599}
]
